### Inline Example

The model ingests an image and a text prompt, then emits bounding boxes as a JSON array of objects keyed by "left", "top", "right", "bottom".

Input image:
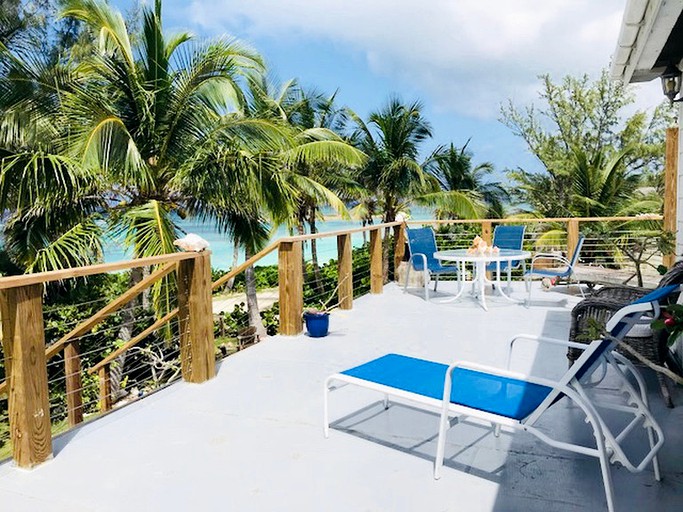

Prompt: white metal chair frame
[
  {"left": 525, "top": 235, "right": 586, "bottom": 302},
  {"left": 404, "top": 252, "right": 463, "bottom": 301},
  {"left": 403, "top": 228, "right": 460, "bottom": 301},
  {"left": 324, "top": 298, "right": 666, "bottom": 512}
]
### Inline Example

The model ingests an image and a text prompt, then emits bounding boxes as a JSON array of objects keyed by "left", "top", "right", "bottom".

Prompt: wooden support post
[
  {"left": 177, "top": 252, "right": 215, "bottom": 384},
  {"left": 278, "top": 241, "right": 303, "bottom": 335},
  {"left": 0, "top": 284, "right": 52, "bottom": 468},
  {"left": 370, "top": 229, "right": 383, "bottom": 294},
  {"left": 337, "top": 234, "right": 353, "bottom": 309},
  {"left": 664, "top": 126, "right": 679, "bottom": 268},
  {"left": 393, "top": 224, "right": 406, "bottom": 279},
  {"left": 64, "top": 340, "right": 83, "bottom": 427},
  {"left": 567, "top": 219, "right": 579, "bottom": 259},
  {"left": 481, "top": 221, "right": 492, "bottom": 244},
  {"left": 98, "top": 365, "right": 111, "bottom": 412}
]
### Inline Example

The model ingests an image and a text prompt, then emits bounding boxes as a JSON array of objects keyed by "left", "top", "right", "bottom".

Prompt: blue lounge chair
[
  {"left": 485, "top": 225, "right": 526, "bottom": 288},
  {"left": 324, "top": 285, "right": 678, "bottom": 512},
  {"left": 403, "top": 227, "right": 459, "bottom": 300},
  {"left": 524, "top": 234, "right": 586, "bottom": 302}
]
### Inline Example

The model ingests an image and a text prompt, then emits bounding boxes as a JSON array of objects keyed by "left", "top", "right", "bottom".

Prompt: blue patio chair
[
  {"left": 524, "top": 233, "right": 586, "bottom": 302},
  {"left": 324, "top": 284, "right": 679, "bottom": 512},
  {"left": 404, "top": 227, "right": 459, "bottom": 301},
  {"left": 485, "top": 225, "right": 526, "bottom": 287}
]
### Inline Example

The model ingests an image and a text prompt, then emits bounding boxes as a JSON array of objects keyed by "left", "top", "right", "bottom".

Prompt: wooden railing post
[
  {"left": 98, "top": 364, "right": 112, "bottom": 412},
  {"left": 0, "top": 284, "right": 52, "bottom": 468},
  {"left": 664, "top": 126, "right": 679, "bottom": 268},
  {"left": 278, "top": 241, "right": 303, "bottom": 335},
  {"left": 177, "top": 251, "right": 215, "bottom": 384},
  {"left": 64, "top": 340, "right": 83, "bottom": 427},
  {"left": 370, "top": 229, "right": 383, "bottom": 294},
  {"left": 337, "top": 234, "right": 353, "bottom": 309},
  {"left": 567, "top": 219, "right": 579, "bottom": 259},
  {"left": 481, "top": 221, "right": 492, "bottom": 244},
  {"left": 393, "top": 224, "right": 406, "bottom": 279}
]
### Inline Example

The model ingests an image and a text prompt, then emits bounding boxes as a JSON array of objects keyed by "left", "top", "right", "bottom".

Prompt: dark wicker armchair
[{"left": 568, "top": 261, "right": 683, "bottom": 407}]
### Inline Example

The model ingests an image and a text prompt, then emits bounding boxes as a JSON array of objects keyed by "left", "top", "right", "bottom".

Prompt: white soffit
[{"left": 611, "top": 0, "right": 683, "bottom": 83}]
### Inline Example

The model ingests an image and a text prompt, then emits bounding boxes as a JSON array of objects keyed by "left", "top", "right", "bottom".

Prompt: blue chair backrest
[
  {"left": 569, "top": 234, "right": 585, "bottom": 267},
  {"left": 572, "top": 284, "right": 680, "bottom": 381},
  {"left": 406, "top": 227, "right": 440, "bottom": 271},
  {"left": 492, "top": 225, "right": 525, "bottom": 250}
]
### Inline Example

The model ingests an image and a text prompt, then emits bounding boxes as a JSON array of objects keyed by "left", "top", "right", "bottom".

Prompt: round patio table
[{"left": 434, "top": 249, "right": 531, "bottom": 310}]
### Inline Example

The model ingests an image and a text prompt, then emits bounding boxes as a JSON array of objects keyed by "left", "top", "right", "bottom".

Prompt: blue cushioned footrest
[{"left": 341, "top": 354, "right": 553, "bottom": 421}]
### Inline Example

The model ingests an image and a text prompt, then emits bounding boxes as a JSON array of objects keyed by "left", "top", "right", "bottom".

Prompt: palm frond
[
  {"left": 26, "top": 219, "right": 103, "bottom": 273},
  {"left": 112, "top": 200, "right": 180, "bottom": 258},
  {"left": 534, "top": 229, "right": 567, "bottom": 250},
  {"left": 415, "top": 190, "right": 483, "bottom": 219},
  {"left": 60, "top": 0, "right": 136, "bottom": 70},
  {"left": 283, "top": 140, "right": 366, "bottom": 168}
]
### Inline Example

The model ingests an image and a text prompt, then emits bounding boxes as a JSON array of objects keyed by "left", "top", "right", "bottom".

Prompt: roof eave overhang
[{"left": 610, "top": 0, "right": 683, "bottom": 83}]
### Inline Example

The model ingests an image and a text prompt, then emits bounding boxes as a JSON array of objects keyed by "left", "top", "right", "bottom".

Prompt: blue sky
[{"left": 115, "top": 0, "right": 665, "bottom": 182}]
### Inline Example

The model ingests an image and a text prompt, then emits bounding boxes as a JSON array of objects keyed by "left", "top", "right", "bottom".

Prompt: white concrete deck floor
[{"left": 0, "top": 282, "right": 681, "bottom": 511}]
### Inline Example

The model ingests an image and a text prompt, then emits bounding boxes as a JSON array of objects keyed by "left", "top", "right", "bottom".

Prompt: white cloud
[{"left": 172, "top": 0, "right": 659, "bottom": 118}]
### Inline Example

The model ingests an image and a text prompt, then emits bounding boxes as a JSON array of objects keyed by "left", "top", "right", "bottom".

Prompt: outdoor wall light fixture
[{"left": 661, "top": 63, "right": 682, "bottom": 104}]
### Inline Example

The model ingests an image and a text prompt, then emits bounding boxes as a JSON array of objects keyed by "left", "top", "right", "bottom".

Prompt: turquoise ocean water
[{"left": 103, "top": 207, "right": 434, "bottom": 270}]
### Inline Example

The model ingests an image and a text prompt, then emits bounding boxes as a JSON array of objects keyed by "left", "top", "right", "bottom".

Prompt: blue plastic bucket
[{"left": 303, "top": 312, "right": 330, "bottom": 337}]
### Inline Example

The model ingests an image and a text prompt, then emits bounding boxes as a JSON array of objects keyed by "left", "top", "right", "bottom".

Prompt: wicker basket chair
[{"left": 568, "top": 261, "right": 683, "bottom": 407}]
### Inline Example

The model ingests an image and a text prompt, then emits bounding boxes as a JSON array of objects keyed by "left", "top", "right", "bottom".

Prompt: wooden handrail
[
  {"left": 212, "top": 241, "right": 280, "bottom": 290},
  {"left": 278, "top": 221, "right": 401, "bottom": 243},
  {"left": 43, "top": 261, "right": 178, "bottom": 361},
  {"left": 89, "top": 309, "right": 179, "bottom": 374},
  {"left": 405, "top": 215, "right": 662, "bottom": 225},
  {"left": 0, "top": 261, "right": 179, "bottom": 397},
  {"left": 0, "top": 251, "right": 200, "bottom": 290},
  {"left": 210, "top": 222, "right": 398, "bottom": 290}
]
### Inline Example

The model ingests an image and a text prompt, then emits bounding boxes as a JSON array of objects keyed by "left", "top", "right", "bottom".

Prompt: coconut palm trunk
[
  {"left": 245, "top": 248, "right": 267, "bottom": 338},
  {"left": 226, "top": 240, "right": 240, "bottom": 291},
  {"left": 110, "top": 266, "right": 143, "bottom": 402},
  {"left": 308, "top": 206, "right": 324, "bottom": 293},
  {"left": 296, "top": 215, "right": 307, "bottom": 284},
  {"left": 382, "top": 225, "right": 391, "bottom": 284}
]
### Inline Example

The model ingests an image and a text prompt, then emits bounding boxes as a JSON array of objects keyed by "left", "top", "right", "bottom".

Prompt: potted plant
[
  {"left": 303, "top": 279, "right": 345, "bottom": 338},
  {"left": 303, "top": 307, "right": 330, "bottom": 338}
]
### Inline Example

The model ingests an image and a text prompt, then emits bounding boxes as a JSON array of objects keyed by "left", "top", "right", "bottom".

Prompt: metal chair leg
[{"left": 424, "top": 269, "right": 430, "bottom": 301}]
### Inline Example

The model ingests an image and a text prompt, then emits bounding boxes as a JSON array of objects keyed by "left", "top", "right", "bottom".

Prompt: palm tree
[
  {"left": 241, "top": 75, "right": 363, "bottom": 300},
  {"left": 0, "top": 27, "right": 104, "bottom": 274},
  {"left": 423, "top": 141, "right": 507, "bottom": 218},
  {"left": 569, "top": 147, "right": 638, "bottom": 217},
  {"left": 286, "top": 87, "right": 360, "bottom": 291},
  {"left": 55, "top": 0, "right": 300, "bottom": 315},
  {"left": 349, "top": 97, "right": 433, "bottom": 280}
]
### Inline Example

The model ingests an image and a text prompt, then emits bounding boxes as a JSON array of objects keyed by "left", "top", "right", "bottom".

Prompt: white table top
[{"left": 434, "top": 248, "right": 531, "bottom": 263}]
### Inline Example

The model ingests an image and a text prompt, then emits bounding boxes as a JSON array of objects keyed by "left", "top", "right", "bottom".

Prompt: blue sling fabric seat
[
  {"left": 404, "top": 227, "right": 459, "bottom": 300},
  {"left": 485, "top": 225, "right": 526, "bottom": 278},
  {"left": 342, "top": 354, "right": 553, "bottom": 421},
  {"left": 525, "top": 234, "right": 586, "bottom": 301},
  {"left": 325, "top": 284, "right": 679, "bottom": 512}
]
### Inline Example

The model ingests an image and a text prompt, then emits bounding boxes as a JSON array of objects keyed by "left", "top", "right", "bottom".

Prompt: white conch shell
[{"left": 173, "top": 233, "right": 210, "bottom": 252}]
